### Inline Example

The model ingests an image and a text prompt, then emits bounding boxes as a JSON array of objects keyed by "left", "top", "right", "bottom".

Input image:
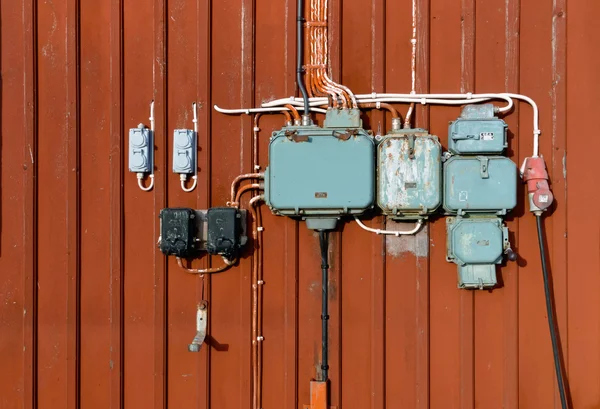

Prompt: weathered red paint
[{"left": 1, "top": 0, "right": 599, "bottom": 408}]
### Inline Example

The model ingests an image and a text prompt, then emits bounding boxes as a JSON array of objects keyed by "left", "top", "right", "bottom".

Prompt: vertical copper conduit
[{"left": 248, "top": 195, "right": 264, "bottom": 409}]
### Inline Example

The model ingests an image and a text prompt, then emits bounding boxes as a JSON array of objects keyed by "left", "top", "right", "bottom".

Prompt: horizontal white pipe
[
  {"left": 263, "top": 93, "right": 513, "bottom": 112},
  {"left": 354, "top": 217, "right": 423, "bottom": 236},
  {"left": 214, "top": 105, "right": 327, "bottom": 115}
]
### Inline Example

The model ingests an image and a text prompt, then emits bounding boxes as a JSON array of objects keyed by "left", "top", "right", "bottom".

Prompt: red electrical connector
[{"left": 522, "top": 156, "right": 554, "bottom": 214}]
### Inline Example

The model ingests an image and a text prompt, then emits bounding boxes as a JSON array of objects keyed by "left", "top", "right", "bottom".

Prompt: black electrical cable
[
  {"left": 537, "top": 215, "right": 569, "bottom": 409},
  {"left": 319, "top": 230, "right": 330, "bottom": 382},
  {"left": 296, "top": 0, "right": 311, "bottom": 117}
]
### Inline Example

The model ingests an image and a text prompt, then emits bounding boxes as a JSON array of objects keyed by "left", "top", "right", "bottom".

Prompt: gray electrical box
[
  {"left": 129, "top": 125, "right": 153, "bottom": 173},
  {"left": 377, "top": 129, "right": 442, "bottom": 220},
  {"left": 448, "top": 104, "right": 508, "bottom": 155},
  {"left": 264, "top": 113, "right": 375, "bottom": 230},
  {"left": 173, "top": 129, "right": 197, "bottom": 174},
  {"left": 443, "top": 155, "right": 517, "bottom": 215},
  {"left": 446, "top": 216, "right": 510, "bottom": 289}
]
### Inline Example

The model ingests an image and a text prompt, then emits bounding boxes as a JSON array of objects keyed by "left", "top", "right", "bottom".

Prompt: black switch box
[
  {"left": 206, "top": 207, "right": 242, "bottom": 261},
  {"left": 159, "top": 208, "right": 199, "bottom": 258}
]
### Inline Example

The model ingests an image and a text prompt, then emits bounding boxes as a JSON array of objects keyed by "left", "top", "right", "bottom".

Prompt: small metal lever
[{"left": 188, "top": 301, "right": 208, "bottom": 352}]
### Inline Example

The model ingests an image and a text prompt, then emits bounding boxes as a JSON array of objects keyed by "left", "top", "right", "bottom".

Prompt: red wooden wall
[{"left": 1, "top": 0, "right": 599, "bottom": 408}]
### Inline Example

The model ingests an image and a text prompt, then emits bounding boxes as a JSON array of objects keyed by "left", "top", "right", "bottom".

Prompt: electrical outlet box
[
  {"left": 264, "top": 124, "right": 375, "bottom": 229},
  {"left": 448, "top": 104, "right": 508, "bottom": 155},
  {"left": 206, "top": 207, "right": 243, "bottom": 261},
  {"left": 128, "top": 125, "right": 153, "bottom": 173},
  {"left": 159, "top": 208, "right": 247, "bottom": 259},
  {"left": 159, "top": 208, "right": 198, "bottom": 258},
  {"left": 173, "top": 129, "right": 196, "bottom": 174},
  {"left": 377, "top": 129, "right": 442, "bottom": 220},
  {"left": 443, "top": 155, "right": 517, "bottom": 215},
  {"left": 446, "top": 216, "right": 510, "bottom": 289}
]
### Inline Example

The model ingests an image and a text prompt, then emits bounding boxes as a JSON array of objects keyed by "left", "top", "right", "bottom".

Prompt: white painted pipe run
[{"left": 354, "top": 217, "right": 423, "bottom": 236}]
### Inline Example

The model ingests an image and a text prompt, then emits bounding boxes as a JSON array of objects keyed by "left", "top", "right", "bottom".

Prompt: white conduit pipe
[
  {"left": 354, "top": 216, "right": 423, "bottom": 236},
  {"left": 263, "top": 93, "right": 514, "bottom": 113},
  {"left": 214, "top": 105, "right": 328, "bottom": 115}
]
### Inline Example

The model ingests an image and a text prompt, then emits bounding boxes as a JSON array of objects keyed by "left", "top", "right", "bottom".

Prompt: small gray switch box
[
  {"left": 128, "top": 125, "right": 153, "bottom": 173},
  {"left": 173, "top": 129, "right": 196, "bottom": 174}
]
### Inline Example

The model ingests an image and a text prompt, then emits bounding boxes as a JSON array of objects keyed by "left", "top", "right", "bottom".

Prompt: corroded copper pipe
[
  {"left": 233, "top": 183, "right": 261, "bottom": 207},
  {"left": 358, "top": 102, "right": 401, "bottom": 119},
  {"left": 248, "top": 195, "right": 264, "bottom": 409},
  {"left": 176, "top": 257, "right": 234, "bottom": 275},
  {"left": 284, "top": 104, "right": 301, "bottom": 121},
  {"left": 229, "top": 173, "right": 263, "bottom": 206}
]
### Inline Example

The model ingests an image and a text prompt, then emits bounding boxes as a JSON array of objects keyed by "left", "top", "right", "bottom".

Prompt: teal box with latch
[
  {"left": 377, "top": 128, "right": 442, "bottom": 220},
  {"left": 448, "top": 104, "right": 508, "bottom": 155},
  {"left": 264, "top": 116, "right": 375, "bottom": 229},
  {"left": 443, "top": 155, "right": 517, "bottom": 215},
  {"left": 446, "top": 216, "right": 511, "bottom": 289}
]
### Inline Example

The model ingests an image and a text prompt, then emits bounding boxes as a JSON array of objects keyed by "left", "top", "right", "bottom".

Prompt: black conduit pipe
[
  {"left": 297, "top": 0, "right": 311, "bottom": 118},
  {"left": 319, "top": 231, "right": 330, "bottom": 382},
  {"left": 537, "top": 216, "right": 569, "bottom": 409}
]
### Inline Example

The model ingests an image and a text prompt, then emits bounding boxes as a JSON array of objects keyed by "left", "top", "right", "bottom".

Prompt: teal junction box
[
  {"left": 446, "top": 216, "right": 510, "bottom": 289},
  {"left": 443, "top": 155, "right": 517, "bottom": 216},
  {"left": 448, "top": 104, "right": 508, "bottom": 155},
  {"left": 377, "top": 128, "right": 442, "bottom": 220},
  {"left": 264, "top": 109, "right": 375, "bottom": 230}
]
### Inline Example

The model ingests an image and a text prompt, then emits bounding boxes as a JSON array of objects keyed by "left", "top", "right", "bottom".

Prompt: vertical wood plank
[
  {"left": 503, "top": 0, "right": 520, "bottom": 407},
  {"left": 109, "top": 0, "right": 124, "bottom": 407},
  {"left": 416, "top": 1, "right": 430, "bottom": 408},
  {"left": 153, "top": 0, "right": 168, "bottom": 407},
  {"left": 0, "top": 0, "right": 37, "bottom": 407},
  {"left": 196, "top": 0, "right": 212, "bottom": 407},
  {"left": 459, "top": 0, "right": 475, "bottom": 406},
  {"left": 371, "top": 1, "right": 386, "bottom": 408},
  {"left": 79, "top": 0, "right": 115, "bottom": 406},
  {"left": 550, "top": 0, "right": 568, "bottom": 405},
  {"left": 36, "top": 0, "right": 80, "bottom": 405}
]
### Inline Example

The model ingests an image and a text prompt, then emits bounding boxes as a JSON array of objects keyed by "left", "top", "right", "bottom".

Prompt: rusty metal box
[
  {"left": 443, "top": 155, "right": 517, "bottom": 215},
  {"left": 377, "top": 129, "right": 442, "bottom": 219}
]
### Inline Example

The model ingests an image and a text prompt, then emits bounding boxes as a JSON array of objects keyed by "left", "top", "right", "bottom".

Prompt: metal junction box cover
[
  {"left": 443, "top": 155, "right": 517, "bottom": 215},
  {"left": 265, "top": 126, "right": 375, "bottom": 217},
  {"left": 377, "top": 129, "right": 442, "bottom": 219},
  {"left": 446, "top": 217, "right": 508, "bottom": 265},
  {"left": 448, "top": 104, "right": 508, "bottom": 155}
]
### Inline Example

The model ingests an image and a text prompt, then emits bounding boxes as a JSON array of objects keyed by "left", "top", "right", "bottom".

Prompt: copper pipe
[
  {"left": 358, "top": 102, "right": 401, "bottom": 119},
  {"left": 249, "top": 195, "right": 264, "bottom": 409},
  {"left": 404, "top": 103, "right": 415, "bottom": 128},
  {"left": 176, "top": 257, "right": 234, "bottom": 275},
  {"left": 233, "top": 183, "right": 261, "bottom": 207},
  {"left": 255, "top": 197, "right": 265, "bottom": 409},
  {"left": 284, "top": 104, "right": 301, "bottom": 121},
  {"left": 229, "top": 173, "right": 264, "bottom": 206}
]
